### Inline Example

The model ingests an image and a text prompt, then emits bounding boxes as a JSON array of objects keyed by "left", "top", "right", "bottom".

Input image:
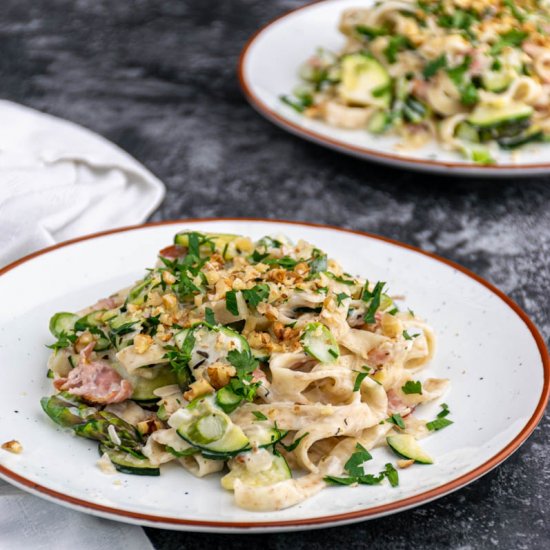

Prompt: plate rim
[
  {"left": 0, "top": 217, "right": 548, "bottom": 530},
  {"left": 238, "top": 0, "right": 550, "bottom": 174}
]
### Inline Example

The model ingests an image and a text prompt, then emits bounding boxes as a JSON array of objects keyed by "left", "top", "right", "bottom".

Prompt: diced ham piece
[
  {"left": 159, "top": 245, "right": 187, "bottom": 259},
  {"left": 54, "top": 343, "right": 133, "bottom": 404},
  {"left": 367, "top": 346, "right": 392, "bottom": 366}
]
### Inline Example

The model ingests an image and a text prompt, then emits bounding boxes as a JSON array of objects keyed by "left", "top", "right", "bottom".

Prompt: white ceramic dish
[
  {"left": 239, "top": 0, "right": 550, "bottom": 177},
  {"left": 0, "top": 219, "right": 547, "bottom": 533}
]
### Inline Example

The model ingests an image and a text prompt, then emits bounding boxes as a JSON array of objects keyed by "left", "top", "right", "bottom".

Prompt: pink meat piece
[
  {"left": 368, "top": 346, "right": 392, "bottom": 366},
  {"left": 159, "top": 245, "right": 187, "bottom": 259},
  {"left": 54, "top": 343, "right": 133, "bottom": 404}
]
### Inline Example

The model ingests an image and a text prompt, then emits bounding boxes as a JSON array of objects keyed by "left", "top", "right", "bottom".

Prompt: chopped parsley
[
  {"left": 336, "top": 292, "right": 350, "bottom": 306},
  {"left": 490, "top": 29, "right": 528, "bottom": 55},
  {"left": 426, "top": 403, "right": 453, "bottom": 431},
  {"left": 225, "top": 290, "right": 240, "bottom": 316},
  {"left": 324, "top": 443, "right": 399, "bottom": 487},
  {"left": 242, "top": 284, "right": 270, "bottom": 308},
  {"left": 278, "top": 432, "right": 309, "bottom": 452},
  {"left": 402, "top": 380, "right": 423, "bottom": 395},
  {"left": 402, "top": 330, "right": 413, "bottom": 341},
  {"left": 353, "top": 370, "right": 369, "bottom": 392},
  {"left": 355, "top": 25, "right": 389, "bottom": 40},
  {"left": 387, "top": 413, "right": 406, "bottom": 429},
  {"left": 252, "top": 411, "right": 268, "bottom": 421},
  {"left": 423, "top": 54, "right": 447, "bottom": 79},
  {"left": 362, "top": 281, "right": 386, "bottom": 324},
  {"left": 280, "top": 94, "right": 313, "bottom": 113},
  {"left": 47, "top": 331, "right": 77, "bottom": 352},
  {"left": 264, "top": 256, "right": 299, "bottom": 270},
  {"left": 344, "top": 443, "right": 373, "bottom": 476},
  {"left": 308, "top": 250, "right": 328, "bottom": 274},
  {"left": 384, "top": 35, "right": 413, "bottom": 64},
  {"left": 204, "top": 307, "right": 216, "bottom": 326},
  {"left": 164, "top": 329, "right": 195, "bottom": 375},
  {"left": 227, "top": 349, "right": 260, "bottom": 401}
]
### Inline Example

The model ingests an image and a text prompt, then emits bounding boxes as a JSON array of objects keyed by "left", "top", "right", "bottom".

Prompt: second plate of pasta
[{"left": 240, "top": 0, "right": 550, "bottom": 175}]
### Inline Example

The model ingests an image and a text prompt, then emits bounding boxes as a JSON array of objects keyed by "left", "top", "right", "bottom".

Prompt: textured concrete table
[{"left": 2, "top": 0, "right": 549, "bottom": 548}]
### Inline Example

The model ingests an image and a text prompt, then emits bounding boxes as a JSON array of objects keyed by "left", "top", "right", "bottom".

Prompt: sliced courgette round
[
  {"left": 131, "top": 365, "right": 179, "bottom": 402},
  {"left": 221, "top": 452, "right": 291, "bottom": 490},
  {"left": 49, "top": 312, "right": 78, "bottom": 338},
  {"left": 171, "top": 397, "right": 250, "bottom": 455},
  {"left": 99, "top": 445, "right": 160, "bottom": 476},
  {"left": 467, "top": 102, "right": 532, "bottom": 129},
  {"left": 386, "top": 434, "right": 433, "bottom": 464},
  {"left": 244, "top": 424, "right": 287, "bottom": 448},
  {"left": 174, "top": 324, "right": 250, "bottom": 377},
  {"left": 338, "top": 53, "right": 392, "bottom": 108},
  {"left": 301, "top": 322, "right": 340, "bottom": 363}
]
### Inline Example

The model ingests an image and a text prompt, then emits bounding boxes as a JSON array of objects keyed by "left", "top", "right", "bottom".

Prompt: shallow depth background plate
[
  {"left": 239, "top": 0, "right": 550, "bottom": 176},
  {"left": 0, "top": 219, "right": 547, "bottom": 532}
]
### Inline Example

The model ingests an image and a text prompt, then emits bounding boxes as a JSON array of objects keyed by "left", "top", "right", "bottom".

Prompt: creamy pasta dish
[
  {"left": 42, "top": 231, "right": 451, "bottom": 511},
  {"left": 282, "top": 0, "right": 550, "bottom": 163}
]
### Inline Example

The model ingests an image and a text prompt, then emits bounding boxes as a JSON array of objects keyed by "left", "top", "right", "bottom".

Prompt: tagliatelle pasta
[
  {"left": 282, "top": 0, "right": 550, "bottom": 164},
  {"left": 41, "top": 231, "right": 450, "bottom": 511}
]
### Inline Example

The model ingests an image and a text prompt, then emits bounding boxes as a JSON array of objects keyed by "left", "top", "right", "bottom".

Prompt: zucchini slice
[
  {"left": 49, "top": 312, "right": 78, "bottom": 338},
  {"left": 99, "top": 445, "right": 160, "bottom": 476},
  {"left": 301, "top": 322, "right": 340, "bottom": 363},
  {"left": 215, "top": 386, "right": 242, "bottom": 414},
  {"left": 244, "top": 424, "right": 287, "bottom": 448},
  {"left": 170, "top": 397, "right": 249, "bottom": 455},
  {"left": 367, "top": 110, "right": 391, "bottom": 134},
  {"left": 386, "top": 434, "right": 433, "bottom": 464},
  {"left": 338, "top": 53, "right": 391, "bottom": 108},
  {"left": 74, "top": 309, "right": 108, "bottom": 332},
  {"left": 174, "top": 324, "right": 250, "bottom": 378},
  {"left": 174, "top": 232, "right": 252, "bottom": 260},
  {"left": 130, "top": 365, "right": 179, "bottom": 402},
  {"left": 221, "top": 452, "right": 291, "bottom": 490},
  {"left": 467, "top": 102, "right": 532, "bottom": 129}
]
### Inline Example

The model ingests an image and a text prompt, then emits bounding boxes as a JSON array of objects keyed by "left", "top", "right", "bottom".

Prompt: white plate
[
  {"left": 239, "top": 0, "right": 550, "bottom": 177},
  {"left": 0, "top": 219, "right": 548, "bottom": 533}
]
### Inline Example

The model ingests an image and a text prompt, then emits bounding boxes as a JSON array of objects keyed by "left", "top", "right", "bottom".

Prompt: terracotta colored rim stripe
[
  {"left": 237, "top": 0, "right": 550, "bottom": 172},
  {"left": 0, "top": 218, "right": 548, "bottom": 530}
]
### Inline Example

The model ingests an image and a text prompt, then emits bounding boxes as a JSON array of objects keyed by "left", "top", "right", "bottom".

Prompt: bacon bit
[
  {"left": 159, "top": 245, "right": 186, "bottom": 259},
  {"left": 54, "top": 349, "right": 133, "bottom": 405},
  {"left": 397, "top": 459, "right": 414, "bottom": 469},
  {"left": 2, "top": 440, "right": 22, "bottom": 454}
]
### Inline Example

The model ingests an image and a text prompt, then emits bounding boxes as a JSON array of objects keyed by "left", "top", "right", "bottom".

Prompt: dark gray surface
[{"left": 1, "top": 0, "right": 549, "bottom": 548}]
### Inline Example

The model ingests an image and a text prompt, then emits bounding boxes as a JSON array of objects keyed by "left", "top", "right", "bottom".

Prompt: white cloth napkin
[
  {"left": 0, "top": 99, "right": 165, "bottom": 268},
  {"left": 0, "top": 100, "right": 162, "bottom": 548}
]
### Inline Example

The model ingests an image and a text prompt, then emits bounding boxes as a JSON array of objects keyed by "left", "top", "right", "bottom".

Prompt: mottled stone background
[{"left": 1, "top": 0, "right": 548, "bottom": 548}]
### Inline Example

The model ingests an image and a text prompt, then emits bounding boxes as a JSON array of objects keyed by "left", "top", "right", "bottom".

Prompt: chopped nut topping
[
  {"left": 2, "top": 440, "right": 22, "bottom": 454},
  {"left": 134, "top": 333, "right": 153, "bottom": 354},
  {"left": 397, "top": 459, "right": 415, "bottom": 469},
  {"left": 183, "top": 379, "right": 215, "bottom": 401}
]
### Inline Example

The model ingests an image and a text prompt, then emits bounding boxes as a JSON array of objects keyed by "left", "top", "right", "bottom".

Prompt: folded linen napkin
[
  {"left": 0, "top": 99, "right": 165, "bottom": 268},
  {"left": 0, "top": 100, "right": 162, "bottom": 548}
]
